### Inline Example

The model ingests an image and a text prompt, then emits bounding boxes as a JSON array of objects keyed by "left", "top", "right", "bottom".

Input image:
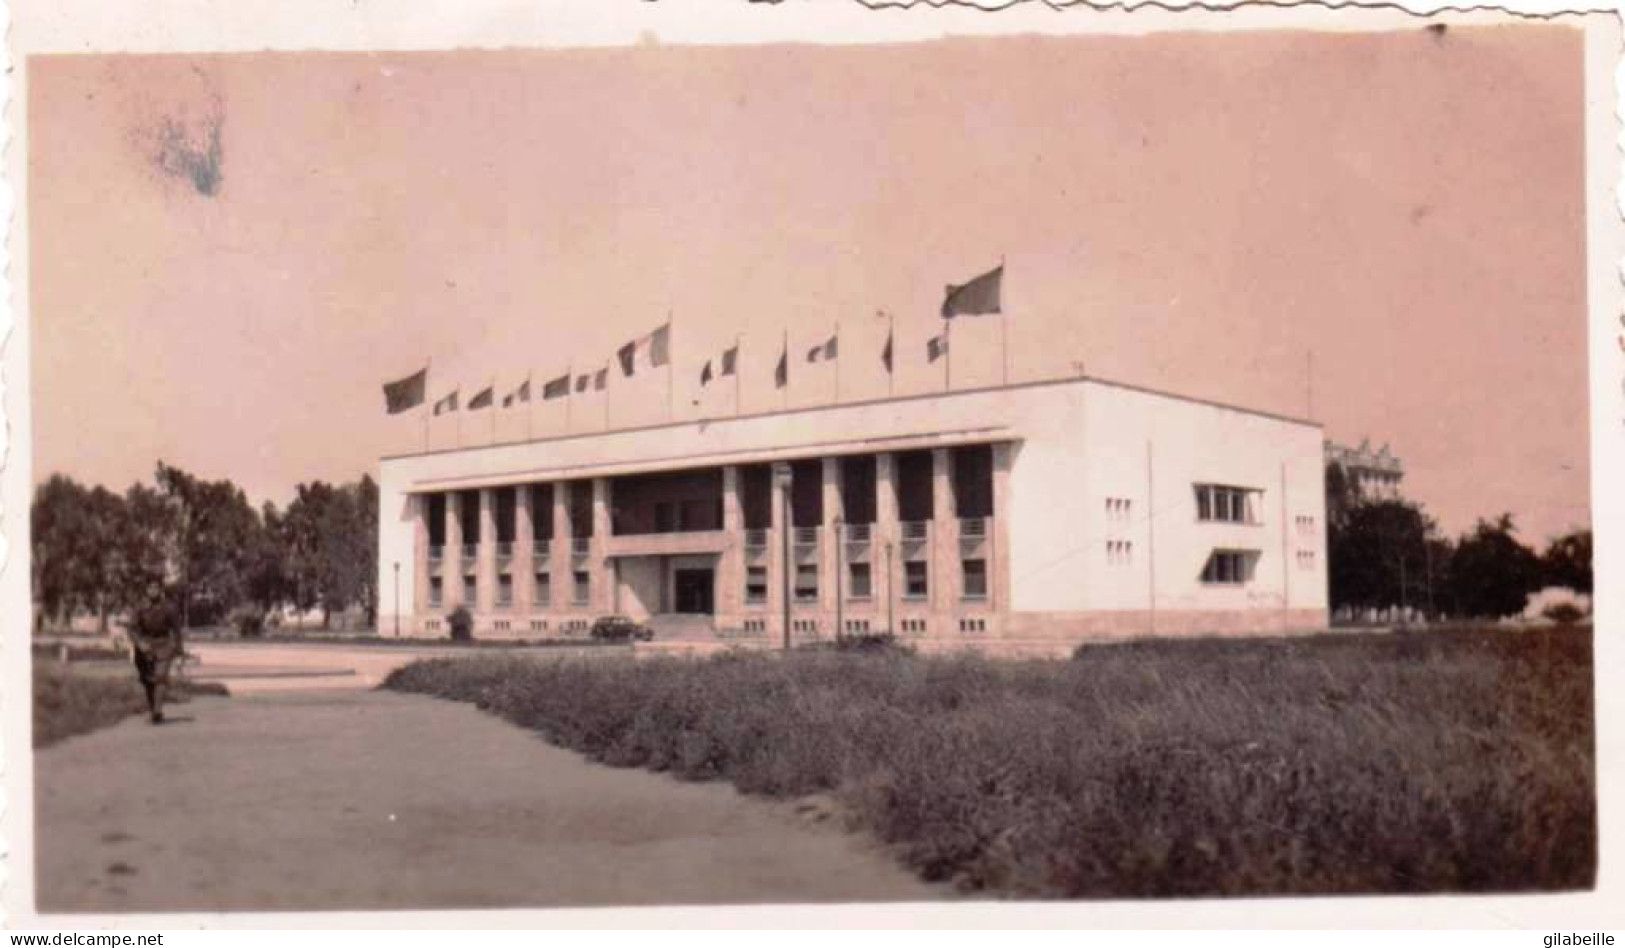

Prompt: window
[
  {"left": 745, "top": 566, "right": 768, "bottom": 604},
  {"left": 961, "top": 559, "right": 988, "bottom": 599},
  {"left": 534, "top": 570, "right": 551, "bottom": 607},
  {"left": 794, "top": 564, "right": 819, "bottom": 602},
  {"left": 1107, "top": 540, "right": 1134, "bottom": 565},
  {"left": 1105, "top": 497, "right": 1132, "bottom": 521},
  {"left": 462, "top": 574, "right": 477, "bottom": 605},
  {"left": 1195, "top": 484, "right": 1258, "bottom": 524},
  {"left": 572, "top": 570, "right": 591, "bottom": 606},
  {"left": 905, "top": 561, "right": 929, "bottom": 599},
  {"left": 1200, "top": 550, "right": 1256, "bottom": 585},
  {"left": 429, "top": 576, "right": 443, "bottom": 608},
  {"left": 497, "top": 574, "right": 513, "bottom": 608},
  {"left": 848, "top": 562, "right": 872, "bottom": 599},
  {"left": 1297, "top": 550, "right": 1317, "bottom": 570}
]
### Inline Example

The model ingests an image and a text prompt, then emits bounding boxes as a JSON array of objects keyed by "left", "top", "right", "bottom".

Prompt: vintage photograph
[{"left": 7, "top": 3, "right": 1609, "bottom": 922}]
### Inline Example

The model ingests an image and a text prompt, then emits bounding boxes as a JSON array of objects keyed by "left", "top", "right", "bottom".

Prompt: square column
[
  {"left": 820, "top": 457, "right": 843, "bottom": 617},
  {"left": 476, "top": 489, "right": 498, "bottom": 615},
  {"left": 591, "top": 478, "right": 613, "bottom": 613},
  {"left": 514, "top": 486, "right": 535, "bottom": 614},
  {"left": 551, "top": 484, "right": 571, "bottom": 613},
  {"left": 411, "top": 494, "right": 430, "bottom": 633},
  {"left": 874, "top": 453, "right": 899, "bottom": 635},
  {"left": 768, "top": 462, "right": 790, "bottom": 642},
  {"left": 718, "top": 466, "right": 744, "bottom": 620},
  {"left": 931, "top": 448, "right": 960, "bottom": 613},
  {"left": 444, "top": 492, "right": 464, "bottom": 609},
  {"left": 992, "top": 443, "right": 1013, "bottom": 617}
]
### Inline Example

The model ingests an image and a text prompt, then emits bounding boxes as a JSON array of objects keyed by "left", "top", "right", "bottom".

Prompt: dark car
[{"left": 590, "top": 615, "right": 653, "bottom": 643}]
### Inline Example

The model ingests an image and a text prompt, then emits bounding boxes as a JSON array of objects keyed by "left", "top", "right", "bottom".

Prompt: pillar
[
  {"left": 820, "top": 456, "right": 843, "bottom": 619},
  {"left": 768, "top": 462, "right": 790, "bottom": 641},
  {"left": 412, "top": 494, "right": 430, "bottom": 632},
  {"left": 718, "top": 466, "right": 744, "bottom": 620},
  {"left": 875, "top": 453, "right": 899, "bottom": 634},
  {"left": 551, "top": 483, "right": 570, "bottom": 614},
  {"left": 515, "top": 486, "right": 535, "bottom": 615},
  {"left": 591, "top": 477, "right": 612, "bottom": 613},
  {"left": 931, "top": 448, "right": 959, "bottom": 614},
  {"left": 476, "top": 488, "right": 497, "bottom": 615},
  {"left": 444, "top": 492, "right": 464, "bottom": 609},
  {"left": 992, "top": 442, "right": 1013, "bottom": 624}
]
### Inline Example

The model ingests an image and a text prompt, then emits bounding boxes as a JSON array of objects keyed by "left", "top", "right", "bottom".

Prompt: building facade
[
  {"left": 1325, "top": 438, "right": 1405, "bottom": 500},
  {"left": 376, "top": 377, "right": 1329, "bottom": 654}
]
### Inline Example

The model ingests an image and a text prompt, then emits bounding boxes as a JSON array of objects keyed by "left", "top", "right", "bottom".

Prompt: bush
[
  {"left": 385, "top": 627, "right": 1595, "bottom": 898},
  {"left": 820, "top": 632, "right": 913, "bottom": 655},
  {"left": 230, "top": 606, "right": 268, "bottom": 638},
  {"left": 1543, "top": 602, "right": 1585, "bottom": 627},
  {"left": 446, "top": 606, "right": 474, "bottom": 641}
]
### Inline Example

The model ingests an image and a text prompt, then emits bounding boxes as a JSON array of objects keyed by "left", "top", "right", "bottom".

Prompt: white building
[
  {"left": 376, "top": 376, "right": 1329, "bottom": 654},
  {"left": 1325, "top": 438, "right": 1405, "bottom": 500}
]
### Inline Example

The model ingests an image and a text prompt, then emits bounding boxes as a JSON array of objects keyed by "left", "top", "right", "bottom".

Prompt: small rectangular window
[
  {"left": 497, "top": 574, "right": 513, "bottom": 607},
  {"left": 848, "top": 562, "right": 872, "bottom": 599},
  {"left": 962, "top": 559, "right": 987, "bottom": 599},
  {"left": 534, "top": 571, "right": 551, "bottom": 607},
  {"left": 572, "top": 570, "right": 591, "bottom": 606},
  {"left": 462, "top": 575, "right": 477, "bottom": 605},
  {"left": 794, "top": 564, "right": 819, "bottom": 602},
  {"left": 1200, "top": 550, "right": 1255, "bottom": 585},
  {"left": 745, "top": 566, "right": 768, "bottom": 604},
  {"left": 905, "top": 561, "right": 929, "bottom": 599},
  {"left": 428, "top": 576, "right": 443, "bottom": 608}
]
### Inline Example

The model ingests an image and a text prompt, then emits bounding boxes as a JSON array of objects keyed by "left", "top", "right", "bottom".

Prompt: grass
[
  {"left": 33, "top": 662, "right": 231, "bottom": 749},
  {"left": 383, "top": 626, "right": 1595, "bottom": 898}
]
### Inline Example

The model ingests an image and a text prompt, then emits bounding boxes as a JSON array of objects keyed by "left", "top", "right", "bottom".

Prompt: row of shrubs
[{"left": 384, "top": 626, "right": 1596, "bottom": 897}]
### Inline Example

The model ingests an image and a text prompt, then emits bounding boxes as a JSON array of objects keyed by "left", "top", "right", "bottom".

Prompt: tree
[
  {"left": 1541, "top": 529, "right": 1592, "bottom": 595},
  {"left": 1327, "top": 498, "right": 1436, "bottom": 617},
  {"left": 1447, "top": 514, "right": 1544, "bottom": 620},
  {"left": 32, "top": 475, "right": 91, "bottom": 630},
  {"left": 154, "top": 461, "right": 260, "bottom": 628},
  {"left": 242, "top": 501, "right": 293, "bottom": 615},
  {"left": 283, "top": 477, "right": 378, "bottom": 628}
]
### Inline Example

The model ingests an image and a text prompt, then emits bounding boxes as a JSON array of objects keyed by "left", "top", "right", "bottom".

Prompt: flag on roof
[
  {"left": 468, "top": 386, "right": 494, "bottom": 410},
  {"left": 941, "top": 264, "right": 1003, "bottom": 319},
  {"left": 542, "top": 373, "right": 570, "bottom": 401},
  {"left": 382, "top": 367, "right": 428, "bottom": 414},
  {"left": 927, "top": 333, "right": 948, "bottom": 363},
  {"left": 806, "top": 334, "right": 838, "bottom": 363},
  {"left": 700, "top": 360, "right": 713, "bottom": 387},
  {"left": 433, "top": 390, "right": 459, "bottom": 415},
  {"left": 774, "top": 340, "right": 788, "bottom": 390},
  {"left": 720, "top": 343, "right": 738, "bottom": 377},
  {"left": 618, "top": 321, "right": 672, "bottom": 377},
  {"left": 881, "top": 329, "right": 893, "bottom": 374},
  {"left": 594, "top": 367, "right": 608, "bottom": 391},
  {"left": 502, "top": 377, "right": 530, "bottom": 408}
]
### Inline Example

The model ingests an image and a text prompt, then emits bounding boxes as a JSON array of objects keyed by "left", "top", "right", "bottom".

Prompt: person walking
[{"left": 127, "top": 600, "right": 185, "bottom": 724}]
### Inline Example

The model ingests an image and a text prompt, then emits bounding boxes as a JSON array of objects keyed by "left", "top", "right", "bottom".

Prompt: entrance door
[{"left": 673, "top": 568, "right": 715, "bottom": 614}]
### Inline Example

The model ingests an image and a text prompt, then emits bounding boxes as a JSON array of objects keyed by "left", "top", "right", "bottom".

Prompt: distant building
[
  {"left": 1325, "top": 438, "right": 1404, "bottom": 500},
  {"left": 377, "top": 376, "right": 1330, "bottom": 654}
]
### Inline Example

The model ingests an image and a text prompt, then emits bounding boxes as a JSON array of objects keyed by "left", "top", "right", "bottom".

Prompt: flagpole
[
  {"left": 423, "top": 357, "right": 432, "bottom": 452},
  {"left": 667, "top": 311, "right": 675, "bottom": 423},
  {"left": 833, "top": 321, "right": 841, "bottom": 405},
  {"left": 1000, "top": 255, "right": 1010, "bottom": 387},
  {"left": 525, "top": 373, "right": 533, "bottom": 442},
  {"left": 489, "top": 376, "right": 496, "bottom": 444},
  {"left": 734, "top": 334, "right": 742, "bottom": 417},
  {"left": 604, "top": 366, "right": 610, "bottom": 432},
  {"left": 888, "top": 312, "right": 895, "bottom": 399},
  {"left": 566, "top": 361, "right": 573, "bottom": 432},
  {"left": 944, "top": 318, "right": 952, "bottom": 391},
  {"left": 782, "top": 328, "right": 789, "bottom": 411}
]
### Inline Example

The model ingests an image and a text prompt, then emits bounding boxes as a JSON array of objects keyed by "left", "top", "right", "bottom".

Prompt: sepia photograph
[{"left": 2, "top": 0, "right": 1616, "bottom": 928}]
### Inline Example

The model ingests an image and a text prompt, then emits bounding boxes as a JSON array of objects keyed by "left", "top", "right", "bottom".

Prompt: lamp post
[
  {"left": 392, "top": 562, "right": 400, "bottom": 637},
  {"left": 774, "top": 462, "right": 794, "bottom": 651},
  {"left": 885, "top": 540, "right": 895, "bottom": 636}
]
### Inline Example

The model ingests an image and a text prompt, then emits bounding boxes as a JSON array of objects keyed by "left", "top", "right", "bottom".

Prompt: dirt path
[{"left": 35, "top": 689, "right": 940, "bottom": 912}]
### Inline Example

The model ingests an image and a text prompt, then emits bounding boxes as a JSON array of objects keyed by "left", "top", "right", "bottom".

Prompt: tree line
[
  {"left": 1325, "top": 462, "right": 1591, "bottom": 621},
  {"left": 32, "top": 462, "right": 379, "bottom": 634}
]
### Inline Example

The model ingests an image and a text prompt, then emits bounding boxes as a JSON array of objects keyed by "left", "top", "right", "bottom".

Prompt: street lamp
[
  {"left": 392, "top": 562, "right": 400, "bottom": 637},
  {"left": 885, "top": 540, "right": 895, "bottom": 636},
  {"left": 834, "top": 515, "right": 844, "bottom": 642}
]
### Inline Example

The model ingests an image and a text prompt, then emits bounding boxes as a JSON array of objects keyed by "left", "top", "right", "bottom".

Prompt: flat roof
[{"left": 380, "top": 372, "right": 1321, "bottom": 464}]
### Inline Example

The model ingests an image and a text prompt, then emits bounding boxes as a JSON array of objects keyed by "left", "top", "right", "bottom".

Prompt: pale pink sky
[{"left": 29, "top": 26, "right": 1589, "bottom": 542}]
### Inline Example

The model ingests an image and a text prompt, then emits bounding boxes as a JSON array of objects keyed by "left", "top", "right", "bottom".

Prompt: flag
[
  {"left": 720, "top": 344, "right": 738, "bottom": 377},
  {"left": 575, "top": 373, "right": 591, "bottom": 393},
  {"left": 700, "top": 360, "right": 713, "bottom": 387},
  {"left": 382, "top": 367, "right": 427, "bottom": 414},
  {"left": 542, "top": 373, "right": 570, "bottom": 400},
  {"left": 774, "top": 342, "right": 788, "bottom": 389},
  {"left": 927, "top": 333, "right": 949, "bottom": 363},
  {"left": 618, "top": 321, "right": 673, "bottom": 377},
  {"left": 502, "top": 378, "right": 531, "bottom": 408},
  {"left": 468, "top": 386, "right": 494, "bottom": 410},
  {"left": 594, "top": 367, "right": 608, "bottom": 391},
  {"left": 941, "top": 264, "right": 1003, "bottom": 319},
  {"left": 433, "top": 390, "right": 459, "bottom": 415},
  {"left": 881, "top": 330, "right": 893, "bottom": 374},
  {"left": 806, "top": 335, "right": 837, "bottom": 363}
]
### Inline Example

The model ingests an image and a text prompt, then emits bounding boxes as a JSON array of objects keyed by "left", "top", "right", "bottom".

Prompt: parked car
[{"left": 590, "top": 615, "right": 653, "bottom": 643}]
